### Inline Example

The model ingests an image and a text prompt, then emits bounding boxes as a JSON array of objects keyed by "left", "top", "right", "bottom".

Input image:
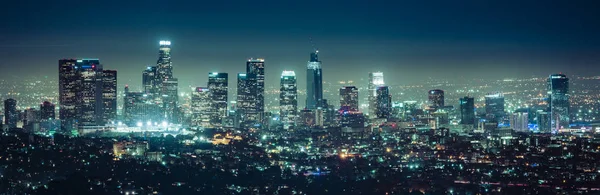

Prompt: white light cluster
[{"left": 159, "top": 40, "right": 171, "bottom": 46}]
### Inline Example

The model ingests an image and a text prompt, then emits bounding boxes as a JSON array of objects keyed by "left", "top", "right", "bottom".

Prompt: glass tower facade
[
  {"left": 368, "top": 72, "right": 384, "bottom": 118},
  {"left": 306, "top": 51, "right": 323, "bottom": 110},
  {"left": 340, "top": 86, "right": 359, "bottom": 111},
  {"left": 191, "top": 87, "right": 212, "bottom": 128},
  {"left": 548, "top": 74, "right": 569, "bottom": 131},
  {"left": 459, "top": 96, "right": 475, "bottom": 127},
  {"left": 280, "top": 71, "right": 298, "bottom": 130},
  {"left": 208, "top": 72, "right": 228, "bottom": 127}
]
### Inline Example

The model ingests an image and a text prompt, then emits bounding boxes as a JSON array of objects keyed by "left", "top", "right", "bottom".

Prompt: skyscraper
[
  {"left": 40, "top": 101, "right": 55, "bottom": 120},
  {"left": 368, "top": 72, "right": 384, "bottom": 118},
  {"left": 191, "top": 87, "right": 212, "bottom": 128},
  {"left": 58, "top": 59, "right": 79, "bottom": 131},
  {"left": 340, "top": 86, "right": 359, "bottom": 111},
  {"left": 485, "top": 92, "right": 505, "bottom": 123},
  {"left": 246, "top": 59, "right": 265, "bottom": 121},
  {"left": 123, "top": 86, "right": 162, "bottom": 126},
  {"left": 375, "top": 86, "right": 392, "bottom": 118},
  {"left": 142, "top": 66, "right": 157, "bottom": 94},
  {"left": 510, "top": 111, "right": 529, "bottom": 132},
  {"left": 428, "top": 89, "right": 445, "bottom": 108},
  {"left": 76, "top": 59, "right": 104, "bottom": 127},
  {"left": 459, "top": 96, "right": 475, "bottom": 126},
  {"left": 154, "top": 41, "right": 178, "bottom": 123},
  {"left": 306, "top": 50, "right": 323, "bottom": 110},
  {"left": 548, "top": 74, "right": 570, "bottom": 131},
  {"left": 280, "top": 71, "right": 298, "bottom": 130},
  {"left": 237, "top": 73, "right": 258, "bottom": 128},
  {"left": 102, "top": 70, "right": 117, "bottom": 124},
  {"left": 4, "top": 99, "right": 17, "bottom": 129},
  {"left": 208, "top": 72, "right": 228, "bottom": 127},
  {"left": 536, "top": 110, "right": 551, "bottom": 133}
]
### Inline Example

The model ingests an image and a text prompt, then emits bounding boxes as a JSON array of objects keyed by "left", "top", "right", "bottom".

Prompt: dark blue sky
[{"left": 1, "top": 0, "right": 599, "bottom": 90}]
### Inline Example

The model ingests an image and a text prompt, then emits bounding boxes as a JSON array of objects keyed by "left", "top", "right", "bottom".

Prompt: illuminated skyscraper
[
  {"left": 58, "top": 59, "right": 79, "bottom": 131},
  {"left": 246, "top": 58, "right": 265, "bottom": 122},
  {"left": 306, "top": 50, "right": 323, "bottom": 109},
  {"left": 485, "top": 92, "right": 505, "bottom": 123},
  {"left": 237, "top": 73, "right": 258, "bottom": 128},
  {"left": 4, "top": 99, "right": 17, "bottom": 129},
  {"left": 40, "top": 101, "right": 55, "bottom": 120},
  {"left": 123, "top": 89, "right": 162, "bottom": 127},
  {"left": 510, "top": 111, "right": 529, "bottom": 132},
  {"left": 102, "top": 70, "right": 117, "bottom": 124},
  {"left": 375, "top": 86, "right": 392, "bottom": 118},
  {"left": 154, "top": 41, "right": 178, "bottom": 123},
  {"left": 208, "top": 72, "right": 228, "bottom": 127},
  {"left": 548, "top": 74, "right": 569, "bottom": 131},
  {"left": 142, "top": 66, "right": 157, "bottom": 94},
  {"left": 459, "top": 96, "right": 475, "bottom": 126},
  {"left": 191, "top": 87, "right": 212, "bottom": 128},
  {"left": 340, "top": 86, "right": 359, "bottom": 111},
  {"left": 428, "top": 89, "right": 445, "bottom": 108},
  {"left": 76, "top": 59, "right": 104, "bottom": 127},
  {"left": 280, "top": 71, "right": 298, "bottom": 130},
  {"left": 368, "top": 72, "right": 384, "bottom": 118}
]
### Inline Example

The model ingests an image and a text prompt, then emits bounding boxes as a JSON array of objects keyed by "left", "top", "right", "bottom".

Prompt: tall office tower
[
  {"left": 375, "top": 86, "right": 392, "bottom": 118},
  {"left": 368, "top": 72, "right": 385, "bottom": 118},
  {"left": 4, "top": 99, "right": 18, "bottom": 128},
  {"left": 123, "top": 86, "right": 162, "bottom": 126},
  {"left": 485, "top": 92, "right": 505, "bottom": 123},
  {"left": 58, "top": 59, "right": 79, "bottom": 130},
  {"left": 459, "top": 96, "right": 475, "bottom": 126},
  {"left": 162, "top": 78, "right": 179, "bottom": 122},
  {"left": 236, "top": 73, "right": 258, "bottom": 127},
  {"left": 510, "top": 111, "right": 529, "bottom": 132},
  {"left": 246, "top": 58, "right": 265, "bottom": 120},
  {"left": 142, "top": 66, "right": 157, "bottom": 94},
  {"left": 280, "top": 71, "right": 298, "bottom": 130},
  {"left": 191, "top": 87, "right": 212, "bottom": 128},
  {"left": 154, "top": 41, "right": 178, "bottom": 123},
  {"left": 208, "top": 72, "right": 228, "bottom": 127},
  {"left": 76, "top": 59, "right": 104, "bottom": 127},
  {"left": 536, "top": 110, "right": 551, "bottom": 133},
  {"left": 306, "top": 50, "right": 323, "bottom": 110},
  {"left": 340, "top": 86, "right": 359, "bottom": 111},
  {"left": 548, "top": 74, "right": 570, "bottom": 131},
  {"left": 155, "top": 40, "right": 173, "bottom": 84},
  {"left": 102, "top": 70, "right": 117, "bottom": 124},
  {"left": 428, "top": 89, "right": 445, "bottom": 108},
  {"left": 40, "top": 101, "right": 55, "bottom": 120}
]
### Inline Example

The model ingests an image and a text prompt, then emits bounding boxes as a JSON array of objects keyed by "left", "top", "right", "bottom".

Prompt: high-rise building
[
  {"left": 102, "top": 70, "right": 117, "bottom": 124},
  {"left": 191, "top": 87, "right": 212, "bottom": 128},
  {"left": 246, "top": 59, "right": 265, "bottom": 121},
  {"left": 306, "top": 50, "right": 323, "bottom": 110},
  {"left": 123, "top": 86, "right": 162, "bottom": 126},
  {"left": 375, "top": 86, "right": 392, "bottom": 118},
  {"left": 58, "top": 59, "right": 79, "bottom": 131},
  {"left": 536, "top": 110, "right": 551, "bottom": 133},
  {"left": 340, "top": 86, "right": 359, "bottom": 111},
  {"left": 142, "top": 66, "right": 157, "bottom": 94},
  {"left": 4, "top": 99, "right": 18, "bottom": 129},
  {"left": 510, "top": 111, "right": 529, "bottom": 132},
  {"left": 280, "top": 71, "right": 298, "bottom": 130},
  {"left": 208, "top": 72, "right": 228, "bottom": 127},
  {"left": 76, "top": 59, "right": 104, "bottom": 127},
  {"left": 548, "top": 74, "right": 570, "bottom": 131},
  {"left": 485, "top": 92, "right": 505, "bottom": 123},
  {"left": 368, "top": 72, "right": 384, "bottom": 118},
  {"left": 459, "top": 96, "right": 475, "bottom": 126},
  {"left": 40, "top": 101, "right": 55, "bottom": 120},
  {"left": 236, "top": 73, "right": 258, "bottom": 128},
  {"left": 161, "top": 78, "right": 179, "bottom": 122},
  {"left": 428, "top": 89, "right": 445, "bottom": 108},
  {"left": 154, "top": 41, "right": 178, "bottom": 123},
  {"left": 23, "top": 108, "right": 40, "bottom": 126}
]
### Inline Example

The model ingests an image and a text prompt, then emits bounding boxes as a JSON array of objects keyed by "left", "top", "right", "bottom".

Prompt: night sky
[{"left": 1, "top": 0, "right": 599, "bottom": 91}]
